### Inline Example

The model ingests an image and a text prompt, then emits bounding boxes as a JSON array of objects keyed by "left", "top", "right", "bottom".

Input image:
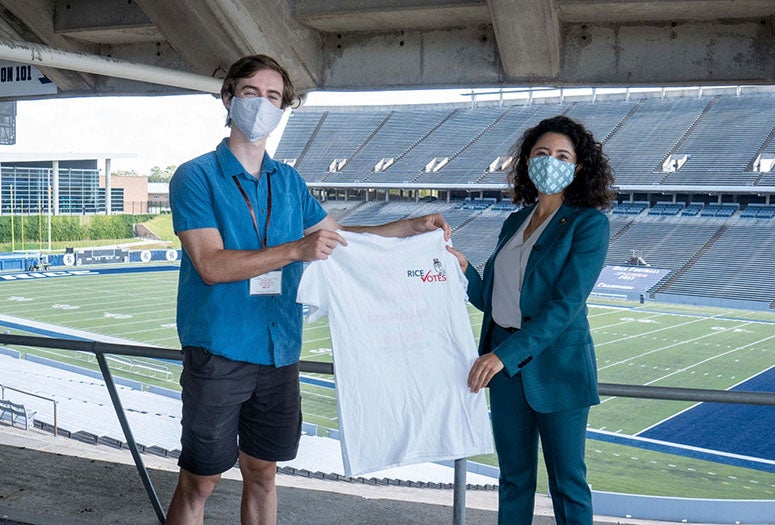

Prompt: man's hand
[
  {"left": 292, "top": 229, "right": 347, "bottom": 261},
  {"left": 406, "top": 213, "right": 451, "bottom": 240},
  {"left": 467, "top": 353, "right": 504, "bottom": 393}
]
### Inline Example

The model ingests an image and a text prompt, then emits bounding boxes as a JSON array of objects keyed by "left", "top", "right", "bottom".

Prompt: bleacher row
[
  {"left": 276, "top": 90, "right": 775, "bottom": 187},
  {"left": 612, "top": 201, "right": 774, "bottom": 218},
  {"left": 326, "top": 199, "right": 775, "bottom": 307}
]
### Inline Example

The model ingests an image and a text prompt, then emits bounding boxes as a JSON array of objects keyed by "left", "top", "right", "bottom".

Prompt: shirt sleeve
[
  {"left": 296, "top": 261, "right": 330, "bottom": 322},
  {"left": 297, "top": 173, "right": 327, "bottom": 230},
  {"left": 169, "top": 162, "right": 218, "bottom": 233}
]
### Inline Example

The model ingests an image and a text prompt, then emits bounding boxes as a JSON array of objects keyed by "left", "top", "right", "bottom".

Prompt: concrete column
[
  {"left": 52, "top": 161, "right": 60, "bottom": 215},
  {"left": 105, "top": 158, "right": 112, "bottom": 215}
]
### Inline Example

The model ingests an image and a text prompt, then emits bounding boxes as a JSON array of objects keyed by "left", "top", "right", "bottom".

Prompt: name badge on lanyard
[
  {"left": 250, "top": 271, "right": 282, "bottom": 295},
  {"left": 233, "top": 173, "right": 282, "bottom": 296}
]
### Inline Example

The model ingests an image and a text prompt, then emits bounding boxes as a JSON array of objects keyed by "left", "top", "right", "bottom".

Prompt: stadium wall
[{"left": 654, "top": 293, "right": 772, "bottom": 311}]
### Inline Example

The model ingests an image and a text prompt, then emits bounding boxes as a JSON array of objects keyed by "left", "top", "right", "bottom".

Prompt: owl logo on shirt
[{"left": 433, "top": 258, "right": 446, "bottom": 276}]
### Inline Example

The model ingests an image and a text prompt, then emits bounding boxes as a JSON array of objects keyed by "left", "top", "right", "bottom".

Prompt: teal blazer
[{"left": 465, "top": 203, "right": 609, "bottom": 413}]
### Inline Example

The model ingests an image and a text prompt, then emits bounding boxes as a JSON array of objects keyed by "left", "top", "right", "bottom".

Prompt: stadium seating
[
  {"left": 739, "top": 205, "right": 775, "bottom": 219},
  {"left": 681, "top": 203, "right": 704, "bottom": 216},
  {"left": 605, "top": 220, "right": 721, "bottom": 270},
  {"left": 664, "top": 224, "right": 775, "bottom": 303},
  {"left": 285, "top": 90, "right": 775, "bottom": 191},
  {"left": 603, "top": 97, "right": 709, "bottom": 185},
  {"left": 700, "top": 203, "right": 738, "bottom": 218},
  {"left": 647, "top": 202, "right": 685, "bottom": 216},
  {"left": 661, "top": 95, "right": 774, "bottom": 186},
  {"left": 277, "top": 88, "right": 775, "bottom": 307},
  {"left": 338, "top": 109, "right": 452, "bottom": 184},
  {"left": 612, "top": 201, "right": 649, "bottom": 215}
]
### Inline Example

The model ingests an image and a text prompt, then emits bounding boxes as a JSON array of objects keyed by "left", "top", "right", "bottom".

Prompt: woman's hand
[
  {"left": 467, "top": 353, "right": 504, "bottom": 393},
  {"left": 446, "top": 246, "right": 469, "bottom": 273}
]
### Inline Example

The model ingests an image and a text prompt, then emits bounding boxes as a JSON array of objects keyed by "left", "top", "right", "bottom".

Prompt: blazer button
[{"left": 523, "top": 316, "right": 532, "bottom": 323}]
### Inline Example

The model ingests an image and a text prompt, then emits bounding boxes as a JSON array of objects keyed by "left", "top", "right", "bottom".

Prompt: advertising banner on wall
[{"left": 592, "top": 265, "right": 672, "bottom": 298}]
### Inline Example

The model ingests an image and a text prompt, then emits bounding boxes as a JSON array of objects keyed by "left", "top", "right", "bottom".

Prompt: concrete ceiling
[{"left": 0, "top": 0, "right": 772, "bottom": 101}]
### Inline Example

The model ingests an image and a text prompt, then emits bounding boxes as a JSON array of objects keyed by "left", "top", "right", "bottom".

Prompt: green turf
[
  {"left": 1, "top": 268, "right": 773, "bottom": 499},
  {"left": 140, "top": 214, "right": 180, "bottom": 249}
]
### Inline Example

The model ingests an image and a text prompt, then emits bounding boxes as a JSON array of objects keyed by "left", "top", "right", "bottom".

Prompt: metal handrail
[
  {"left": 4, "top": 333, "right": 774, "bottom": 406},
  {"left": 1, "top": 332, "right": 774, "bottom": 525},
  {"left": 0, "top": 384, "right": 58, "bottom": 435}
]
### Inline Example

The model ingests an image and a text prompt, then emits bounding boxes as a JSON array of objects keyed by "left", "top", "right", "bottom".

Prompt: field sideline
[{"left": 0, "top": 265, "right": 773, "bottom": 499}]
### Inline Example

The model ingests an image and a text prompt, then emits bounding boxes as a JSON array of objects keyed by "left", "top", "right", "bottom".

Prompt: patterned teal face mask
[{"left": 527, "top": 156, "right": 576, "bottom": 194}]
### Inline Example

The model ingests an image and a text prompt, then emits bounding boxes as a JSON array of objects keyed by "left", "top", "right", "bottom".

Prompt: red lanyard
[{"left": 232, "top": 174, "right": 272, "bottom": 249}]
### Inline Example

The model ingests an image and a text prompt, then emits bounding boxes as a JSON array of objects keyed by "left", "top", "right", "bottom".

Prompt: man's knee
[
  {"left": 178, "top": 470, "right": 221, "bottom": 501},
  {"left": 239, "top": 454, "right": 277, "bottom": 490}
]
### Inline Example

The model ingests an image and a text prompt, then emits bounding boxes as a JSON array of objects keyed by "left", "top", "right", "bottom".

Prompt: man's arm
[
  {"left": 307, "top": 213, "right": 451, "bottom": 240},
  {"left": 179, "top": 226, "right": 346, "bottom": 285}
]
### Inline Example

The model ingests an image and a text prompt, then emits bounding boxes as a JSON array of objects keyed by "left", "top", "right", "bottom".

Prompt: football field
[{"left": 0, "top": 265, "right": 773, "bottom": 499}]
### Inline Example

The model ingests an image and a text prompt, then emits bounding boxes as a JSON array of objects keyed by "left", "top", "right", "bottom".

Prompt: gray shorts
[{"left": 177, "top": 346, "right": 302, "bottom": 476}]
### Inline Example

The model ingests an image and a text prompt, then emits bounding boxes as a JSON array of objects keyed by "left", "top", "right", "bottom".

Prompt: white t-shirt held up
[{"left": 297, "top": 229, "right": 493, "bottom": 477}]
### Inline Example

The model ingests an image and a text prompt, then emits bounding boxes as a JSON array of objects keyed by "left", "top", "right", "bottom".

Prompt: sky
[{"left": 2, "top": 85, "right": 652, "bottom": 174}]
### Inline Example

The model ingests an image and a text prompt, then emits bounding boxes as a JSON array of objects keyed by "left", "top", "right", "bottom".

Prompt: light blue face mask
[
  {"left": 229, "top": 96, "right": 284, "bottom": 141},
  {"left": 527, "top": 155, "right": 576, "bottom": 194}
]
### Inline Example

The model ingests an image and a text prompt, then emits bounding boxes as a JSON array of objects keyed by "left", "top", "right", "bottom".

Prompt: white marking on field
[
  {"left": 305, "top": 336, "right": 333, "bottom": 344},
  {"left": 52, "top": 304, "right": 79, "bottom": 310},
  {"left": 103, "top": 312, "right": 132, "bottom": 319},
  {"left": 8, "top": 296, "right": 33, "bottom": 302}
]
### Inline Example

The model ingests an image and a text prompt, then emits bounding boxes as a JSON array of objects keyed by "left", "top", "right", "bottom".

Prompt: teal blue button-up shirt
[{"left": 170, "top": 139, "right": 326, "bottom": 366}]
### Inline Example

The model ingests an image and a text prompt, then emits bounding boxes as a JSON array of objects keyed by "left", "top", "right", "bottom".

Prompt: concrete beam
[
  {"left": 0, "top": 0, "right": 98, "bottom": 91},
  {"left": 295, "top": 0, "right": 490, "bottom": 32},
  {"left": 487, "top": 0, "right": 562, "bottom": 80},
  {"left": 561, "top": 18, "right": 775, "bottom": 86},
  {"left": 135, "top": 0, "right": 323, "bottom": 94},
  {"left": 557, "top": 0, "right": 775, "bottom": 23},
  {"left": 53, "top": 0, "right": 162, "bottom": 44},
  {"left": 320, "top": 26, "right": 501, "bottom": 90}
]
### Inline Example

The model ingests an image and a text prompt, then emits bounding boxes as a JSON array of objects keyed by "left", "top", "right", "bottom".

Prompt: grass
[
  {"left": 0, "top": 214, "right": 179, "bottom": 253},
  {"left": 141, "top": 214, "right": 180, "bottom": 249},
  {"left": 0, "top": 266, "right": 773, "bottom": 499}
]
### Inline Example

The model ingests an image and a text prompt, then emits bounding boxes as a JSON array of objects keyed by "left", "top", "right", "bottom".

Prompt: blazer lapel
[{"left": 523, "top": 204, "right": 578, "bottom": 282}]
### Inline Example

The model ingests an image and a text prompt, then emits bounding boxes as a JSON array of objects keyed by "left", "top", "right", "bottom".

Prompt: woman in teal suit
[{"left": 448, "top": 115, "right": 615, "bottom": 524}]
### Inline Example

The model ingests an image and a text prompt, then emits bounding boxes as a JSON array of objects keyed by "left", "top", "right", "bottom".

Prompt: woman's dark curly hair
[{"left": 507, "top": 115, "right": 616, "bottom": 209}]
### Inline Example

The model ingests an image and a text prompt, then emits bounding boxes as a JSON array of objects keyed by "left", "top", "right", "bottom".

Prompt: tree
[
  {"left": 148, "top": 165, "right": 177, "bottom": 182},
  {"left": 111, "top": 169, "right": 140, "bottom": 177}
]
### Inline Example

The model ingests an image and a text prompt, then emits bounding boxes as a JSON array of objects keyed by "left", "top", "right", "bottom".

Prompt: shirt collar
[{"left": 215, "top": 138, "right": 279, "bottom": 180}]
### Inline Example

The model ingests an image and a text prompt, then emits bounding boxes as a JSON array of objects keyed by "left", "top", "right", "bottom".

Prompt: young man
[{"left": 167, "top": 54, "right": 448, "bottom": 524}]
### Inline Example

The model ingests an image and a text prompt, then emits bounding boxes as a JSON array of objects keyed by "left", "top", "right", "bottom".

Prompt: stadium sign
[
  {"left": 592, "top": 265, "right": 672, "bottom": 297},
  {"left": 0, "top": 60, "right": 57, "bottom": 97},
  {"left": 77, "top": 248, "right": 129, "bottom": 265}
]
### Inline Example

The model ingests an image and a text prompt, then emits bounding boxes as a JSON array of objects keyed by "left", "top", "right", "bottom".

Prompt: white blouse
[{"left": 491, "top": 206, "right": 558, "bottom": 329}]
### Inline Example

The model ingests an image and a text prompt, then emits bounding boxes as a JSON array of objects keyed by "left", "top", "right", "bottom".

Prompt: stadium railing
[{"left": 1, "top": 332, "right": 774, "bottom": 525}]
